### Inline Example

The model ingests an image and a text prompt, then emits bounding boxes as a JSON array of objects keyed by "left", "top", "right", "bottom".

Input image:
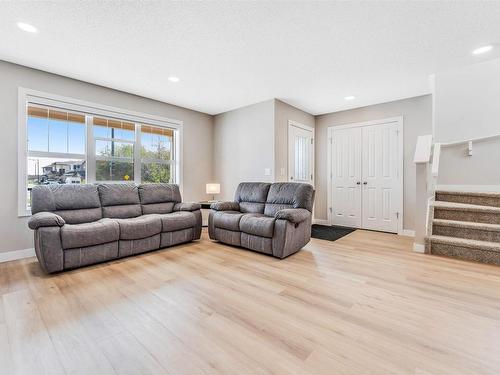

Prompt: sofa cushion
[
  {"left": 139, "top": 184, "right": 181, "bottom": 214},
  {"left": 212, "top": 211, "right": 245, "bottom": 231},
  {"left": 31, "top": 184, "right": 103, "bottom": 224},
  {"left": 115, "top": 214, "right": 162, "bottom": 240},
  {"left": 31, "top": 184, "right": 101, "bottom": 214},
  {"left": 141, "top": 202, "right": 175, "bottom": 215},
  {"left": 98, "top": 184, "right": 142, "bottom": 219},
  {"left": 239, "top": 213, "right": 275, "bottom": 238},
  {"left": 264, "top": 183, "right": 314, "bottom": 216},
  {"left": 54, "top": 208, "right": 103, "bottom": 224},
  {"left": 234, "top": 182, "right": 271, "bottom": 214},
  {"left": 102, "top": 205, "right": 142, "bottom": 219},
  {"left": 98, "top": 183, "right": 140, "bottom": 206},
  {"left": 138, "top": 183, "right": 181, "bottom": 204},
  {"left": 159, "top": 211, "right": 197, "bottom": 232},
  {"left": 61, "top": 218, "right": 119, "bottom": 249}
]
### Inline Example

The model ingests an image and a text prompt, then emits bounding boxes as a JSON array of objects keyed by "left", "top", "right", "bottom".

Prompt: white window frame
[{"left": 18, "top": 88, "right": 183, "bottom": 217}]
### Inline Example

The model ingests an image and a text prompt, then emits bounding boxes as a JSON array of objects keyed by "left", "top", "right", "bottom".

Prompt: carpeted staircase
[{"left": 427, "top": 190, "right": 500, "bottom": 265}]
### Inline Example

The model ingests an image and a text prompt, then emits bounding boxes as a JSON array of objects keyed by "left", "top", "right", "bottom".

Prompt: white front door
[
  {"left": 331, "top": 127, "right": 362, "bottom": 228},
  {"left": 329, "top": 118, "right": 402, "bottom": 233},
  {"left": 288, "top": 122, "right": 314, "bottom": 185},
  {"left": 361, "top": 122, "right": 400, "bottom": 233}
]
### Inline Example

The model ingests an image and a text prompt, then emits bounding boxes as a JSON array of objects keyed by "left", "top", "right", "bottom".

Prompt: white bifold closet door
[
  {"left": 331, "top": 121, "right": 400, "bottom": 233},
  {"left": 331, "top": 127, "right": 362, "bottom": 228}
]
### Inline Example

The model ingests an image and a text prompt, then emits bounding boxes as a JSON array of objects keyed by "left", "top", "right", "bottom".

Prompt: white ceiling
[{"left": 1, "top": 1, "right": 500, "bottom": 115}]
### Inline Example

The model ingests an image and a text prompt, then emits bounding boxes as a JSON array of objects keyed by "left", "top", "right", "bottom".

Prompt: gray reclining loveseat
[
  {"left": 28, "top": 183, "right": 201, "bottom": 273},
  {"left": 208, "top": 182, "right": 314, "bottom": 258}
]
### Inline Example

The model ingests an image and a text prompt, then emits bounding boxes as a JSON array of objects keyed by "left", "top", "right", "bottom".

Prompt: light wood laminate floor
[{"left": 1, "top": 229, "right": 500, "bottom": 374}]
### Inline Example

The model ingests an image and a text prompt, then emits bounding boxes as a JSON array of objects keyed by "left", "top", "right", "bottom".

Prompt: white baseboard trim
[
  {"left": 0, "top": 248, "right": 35, "bottom": 263},
  {"left": 413, "top": 243, "right": 426, "bottom": 253},
  {"left": 400, "top": 229, "right": 415, "bottom": 237},
  {"left": 312, "top": 219, "right": 330, "bottom": 225},
  {"left": 436, "top": 184, "right": 500, "bottom": 193}
]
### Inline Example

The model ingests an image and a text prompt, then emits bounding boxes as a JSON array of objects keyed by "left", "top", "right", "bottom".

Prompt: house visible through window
[{"left": 23, "top": 99, "right": 180, "bottom": 213}]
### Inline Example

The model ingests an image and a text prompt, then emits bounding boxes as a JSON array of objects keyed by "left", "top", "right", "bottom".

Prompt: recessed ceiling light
[
  {"left": 472, "top": 45, "right": 493, "bottom": 55},
  {"left": 168, "top": 76, "right": 180, "bottom": 83},
  {"left": 17, "top": 22, "right": 38, "bottom": 33},
  {"left": 344, "top": 95, "right": 356, "bottom": 101}
]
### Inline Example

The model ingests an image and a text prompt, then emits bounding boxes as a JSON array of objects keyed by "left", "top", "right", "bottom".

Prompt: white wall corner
[
  {"left": 413, "top": 242, "right": 426, "bottom": 253},
  {"left": 400, "top": 229, "right": 415, "bottom": 237},
  {"left": 0, "top": 248, "right": 35, "bottom": 263},
  {"left": 312, "top": 218, "right": 330, "bottom": 225}
]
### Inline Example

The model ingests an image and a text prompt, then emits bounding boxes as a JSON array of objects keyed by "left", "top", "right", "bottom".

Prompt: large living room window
[{"left": 19, "top": 88, "right": 182, "bottom": 216}]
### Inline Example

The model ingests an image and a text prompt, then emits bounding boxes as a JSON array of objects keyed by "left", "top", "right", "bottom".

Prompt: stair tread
[
  {"left": 432, "top": 219, "right": 500, "bottom": 231},
  {"left": 436, "top": 190, "right": 500, "bottom": 198},
  {"left": 432, "top": 200, "right": 500, "bottom": 212},
  {"left": 430, "top": 235, "right": 500, "bottom": 251}
]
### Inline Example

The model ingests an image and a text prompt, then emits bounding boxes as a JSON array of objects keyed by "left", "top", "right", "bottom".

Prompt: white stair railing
[
  {"left": 431, "top": 133, "right": 500, "bottom": 179},
  {"left": 414, "top": 132, "right": 500, "bottom": 252},
  {"left": 413, "top": 134, "right": 434, "bottom": 251}
]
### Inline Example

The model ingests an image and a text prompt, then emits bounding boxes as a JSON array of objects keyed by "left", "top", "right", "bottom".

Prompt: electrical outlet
[{"left": 264, "top": 168, "right": 271, "bottom": 176}]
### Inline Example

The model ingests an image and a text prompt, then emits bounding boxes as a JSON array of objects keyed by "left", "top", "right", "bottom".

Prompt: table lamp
[{"left": 206, "top": 183, "right": 220, "bottom": 202}]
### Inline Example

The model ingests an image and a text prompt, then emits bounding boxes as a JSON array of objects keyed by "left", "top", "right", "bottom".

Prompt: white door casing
[
  {"left": 288, "top": 121, "right": 314, "bottom": 186},
  {"left": 330, "top": 127, "right": 362, "bottom": 228},
  {"left": 327, "top": 117, "right": 403, "bottom": 234}
]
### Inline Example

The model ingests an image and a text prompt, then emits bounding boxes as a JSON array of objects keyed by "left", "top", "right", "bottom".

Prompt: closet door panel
[{"left": 331, "top": 127, "right": 362, "bottom": 228}]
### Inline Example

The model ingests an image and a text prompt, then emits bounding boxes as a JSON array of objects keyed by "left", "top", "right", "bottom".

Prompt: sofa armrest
[
  {"left": 275, "top": 208, "right": 310, "bottom": 223},
  {"left": 28, "top": 212, "right": 65, "bottom": 230},
  {"left": 174, "top": 202, "right": 201, "bottom": 212},
  {"left": 210, "top": 201, "right": 240, "bottom": 211}
]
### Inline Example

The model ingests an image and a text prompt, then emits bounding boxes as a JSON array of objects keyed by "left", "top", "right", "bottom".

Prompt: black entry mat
[{"left": 311, "top": 224, "right": 356, "bottom": 242}]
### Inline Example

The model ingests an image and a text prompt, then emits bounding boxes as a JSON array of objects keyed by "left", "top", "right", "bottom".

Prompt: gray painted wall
[
  {"left": 0, "top": 60, "right": 214, "bottom": 254},
  {"left": 434, "top": 57, "right": 500, "bottom": 186},
  {"left": 315, "top": 95, "right": 432, "bottom": 230},
  {"left": 274, "top": 99, "right": 315, "bottom": 182},
  {"left": 213, "top": 99, "right": 275, "bottom": 200}
]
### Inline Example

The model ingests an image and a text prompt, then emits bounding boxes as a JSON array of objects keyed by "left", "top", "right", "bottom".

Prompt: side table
[{"left": 199, "top": 201, "right": 216, "bottom": 227}]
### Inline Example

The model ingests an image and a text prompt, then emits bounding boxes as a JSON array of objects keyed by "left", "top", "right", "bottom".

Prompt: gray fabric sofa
[
  {"left": 208, "top": 182, "right": 314, "bottom": 258},
  {"left": 28, "top": 183, "right": 202, "bottom": 273}
]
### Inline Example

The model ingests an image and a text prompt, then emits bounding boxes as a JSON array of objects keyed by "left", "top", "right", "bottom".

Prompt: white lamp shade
[{"left": 206, "top": 183, "right": 220, "bottom": 195}]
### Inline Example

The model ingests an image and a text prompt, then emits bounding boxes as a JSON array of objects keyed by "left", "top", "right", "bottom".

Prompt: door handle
[
  {"left": 356, "top": 181, "right": 361, "bottom": 185},
  {"left": 363, "top": 181, "right": 368, "bottom": 185}
]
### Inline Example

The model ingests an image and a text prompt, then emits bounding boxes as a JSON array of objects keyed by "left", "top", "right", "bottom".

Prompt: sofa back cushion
[
  {"left": 264, "top": 183, "right": 314, "bottom": 216},
  {"left": 31, "top": 184, "right": 102, "bottom": 224},
  {"left": 138, "top": 183, "right": 182, "bottom": 214},
  {"left": 234, "top": 182, "right": 271, "bottom": 213},
  {"left": 98, "top": 184, "right": 142, "bottom": 218}
]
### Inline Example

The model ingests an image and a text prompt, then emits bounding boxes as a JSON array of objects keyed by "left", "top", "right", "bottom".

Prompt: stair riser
[
  {"left": 434, "top": 208, "right": 500, "bottom": 225},
  {"left": 431, "top": 242, "right": 500, "bottom": 265},
  {"left": 436, "top": 193, "right": 500, "bottom": 208},
  {"left": 432, "top": 225, "right": 500, "bottom": 242}
]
